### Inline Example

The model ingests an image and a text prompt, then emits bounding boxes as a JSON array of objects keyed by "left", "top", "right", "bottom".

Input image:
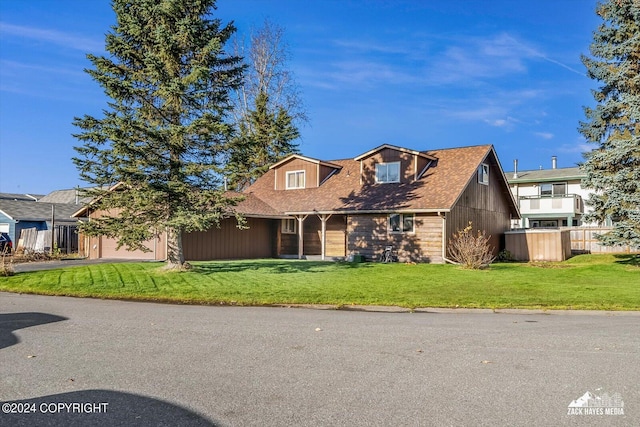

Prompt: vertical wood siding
[
  {"left": 278, "top": 215, "right": 346, "bottom": 257},
  {"left": 446, "top": 154, "right": 513, "bottom": 256},
  {"left": 274, "top": 158, "right": 319, "bottom": 190},
  {"left": 182, "top": 217, "right": 276, "bottom": 260},
  {"left": 319, "top": 164, "right": 336, "bottom": 184},
  {"left": 300, "top": 215, "right": 347, "bottom": 256},
  {"left": 360, "top": 148, "right": 415, "bottom": 185}
]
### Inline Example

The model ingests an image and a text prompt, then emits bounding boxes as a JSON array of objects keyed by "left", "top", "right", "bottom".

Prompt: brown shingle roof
[
  {"left": 245, "top": 144, "right": 499, "bottom": 214},
  {"left": 232, "top": 192, "right": 285, "bottom": 218}
]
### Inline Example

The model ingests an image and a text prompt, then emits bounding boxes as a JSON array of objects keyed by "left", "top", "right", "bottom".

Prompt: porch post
[
  {"left": 566, "top": 215, "right": 574, "bottom": 228},
  {"left": 317, "top": 214, "right": 333, "bottom": 261},
  {"left": 297, "top": 215, "right": 308, "bottom": 259}
]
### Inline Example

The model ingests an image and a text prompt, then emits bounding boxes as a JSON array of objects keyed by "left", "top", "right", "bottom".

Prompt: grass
[{"left": 0, "top": 254, "right": 638, "bottom": 311}]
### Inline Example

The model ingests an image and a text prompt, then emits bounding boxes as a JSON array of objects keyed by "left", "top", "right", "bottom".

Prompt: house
[
  {"left": 0, "top": 193, "right": 43, "bottom": 202},
  {"left": 506, "top": 157, "right": 595, "bottom": 229},
  {"left": 78, "top": 144, "right": 520, "bottom": 263},
  {"left": 38, "top": 188, "right": 92, "bottom": 205},
  {"left": 0, "top": 199, "right": 83, "bottom": 252}
]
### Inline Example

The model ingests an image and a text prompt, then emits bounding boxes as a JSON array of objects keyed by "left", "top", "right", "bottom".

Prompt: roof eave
[
  {"left": 354, "top": 144, "right": 437, "bottom": 161},
  {"left": 268, "top": 154, "right": 343, "bottom": 170},
  {"left": 283, "top": 208, "right": 451, "bottom": 216}
]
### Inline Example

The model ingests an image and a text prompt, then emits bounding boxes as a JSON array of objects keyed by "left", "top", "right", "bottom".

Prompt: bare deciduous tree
[{"left": 231, "top": 19, "right": 307, "bottom": 130}]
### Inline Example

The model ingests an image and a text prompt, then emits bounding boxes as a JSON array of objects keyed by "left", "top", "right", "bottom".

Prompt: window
[
  {"left": 286, "top": 170, "right": 305, "bottom": 189},
  {"left": 539, "top": 182, "right": 567, "bottom": 196},
  {"left": 282, "top": 218, "right": 296, "bottom": 234},
  {"left": 389, "top": 214, "right": 414, "bottom": 233},
  {"left": 553, "top": 183, "right": 567, "bottom": 195},
  {"left": 375, "top": 162, "right": 400, "bottom": 183},
  {"left": 478, "top": 163, "right": 489, "bottom": 185},
  {"left": 540, "top": 183, "right": 553, "bottom": 196}
]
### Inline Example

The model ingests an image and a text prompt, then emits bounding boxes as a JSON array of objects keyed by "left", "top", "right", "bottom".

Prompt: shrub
[
  {"left": 448, "top": 222, "right": 495, "bottom": 269},
  {"left": 0, "top": 249, "right": 14, "bottom": 277},
  {"left": 497, "top": 249, "right": 513, "bottom": 262}
]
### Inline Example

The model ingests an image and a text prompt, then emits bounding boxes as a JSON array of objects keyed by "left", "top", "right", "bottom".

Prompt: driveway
[{"left": 1, "top": 292, "right": 637, "bottom": 426}]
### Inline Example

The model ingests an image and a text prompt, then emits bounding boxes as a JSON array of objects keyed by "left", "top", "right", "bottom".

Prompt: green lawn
[{"left": 1, "top": 254, "right": 638, "bottom": 310}]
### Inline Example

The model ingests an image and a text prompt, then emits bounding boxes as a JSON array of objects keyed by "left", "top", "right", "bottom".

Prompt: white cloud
[
  {"left": 534, "top": 132, "right": 554, "bottom": 140},
  {"left": 486, "top": 119, "right": 508, "bottom": 127},
  {"left": 557, "top": 138, "right": 592, "bottom": 154},
  {"left": 328, "top": 60, "right": 416, "bottom": 86},
  {"left": 0, "top": 59, "right": 84, "bottom": 77},
  {"left": 0, "top": 22, "right": 104, "bottom": 53},
  {"left": 332, "top": 39, "right": 410, "bottom": 55}
]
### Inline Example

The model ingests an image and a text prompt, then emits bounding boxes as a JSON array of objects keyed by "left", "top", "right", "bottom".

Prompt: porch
[{"left": 278, "top": 214, "right": 347, "bottom": 260}]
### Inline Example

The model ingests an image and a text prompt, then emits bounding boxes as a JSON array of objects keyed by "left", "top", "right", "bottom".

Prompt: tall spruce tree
[
  {"left": 580, "top": 0, "right": 640, "bottom": 249},
  {"left": 73, "top": 0, "right": 244, "bottom": 269},
  {"left": 226, "top": 91, "right": 300, "bottom": 189}
]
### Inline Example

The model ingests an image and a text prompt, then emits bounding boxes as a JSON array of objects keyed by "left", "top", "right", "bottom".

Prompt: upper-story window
[
  {"left": 375, "top": 162, "right": 400, "bottom": 183},
  {"left": 540, "top": 182, "right": 567, "bottom": 196},
  {"left": 286, "top": 170, "right": 305, "bottom": 189},
  {"left": 478, "top": 163, "right": 489, "bottom": 185}
]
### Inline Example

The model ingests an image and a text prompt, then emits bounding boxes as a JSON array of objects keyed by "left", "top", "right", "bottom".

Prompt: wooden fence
[
  {"left": 17, "top": 226, "right": 79, "bottom": 254},
  {"left": 505, "top": 229, "right": 572, "bottom": 262},
  {"left": 565, "top": 227, "right": 638, "bottom": 254}
]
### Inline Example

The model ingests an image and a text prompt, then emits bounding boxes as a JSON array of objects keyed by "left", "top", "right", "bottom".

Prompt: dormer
[
  {"left": 354, "top": 144, "right": 437, "bottom": 185},
  {"left": 269, "top": 154, "right": 342, "bottom": 190}
]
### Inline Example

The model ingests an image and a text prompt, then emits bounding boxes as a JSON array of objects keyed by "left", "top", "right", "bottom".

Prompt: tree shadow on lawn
[
  {"left": 613, "top": 254, "right": 640, "bottom": 267},
  {"left": 0, "top": 312, "right": 68, "bottom": 350},
  {"left": 192, "top": 259, "right": 373, "bottom": 275}
]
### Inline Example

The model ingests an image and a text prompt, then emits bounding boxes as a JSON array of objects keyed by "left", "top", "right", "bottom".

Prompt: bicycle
[{"left": 380, "top": 245, "right": 395, "bottom": 263}]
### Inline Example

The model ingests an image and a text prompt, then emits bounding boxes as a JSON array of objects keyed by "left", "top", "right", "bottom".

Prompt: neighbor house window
[
  {"left": 286, "top": 170, "right": 305, "bottom": 189},
  {"left": 375, "top": 162, "right": 400, "bottom": 183},
  {"left": 282, "top": 218, "right": 296, "bottom": 234},
  {"left": 478, "top": 163, "right": 489, "bottom": 185},
  {"left": 389, "top": 213, "right": 414, "bottom": 233},
  {"left": 539, "top": 182, "right": 567, "bottom": 196}
]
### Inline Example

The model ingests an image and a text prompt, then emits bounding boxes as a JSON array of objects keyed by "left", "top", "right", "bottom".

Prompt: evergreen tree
[
  {"left": 227, "top": 20, "right": 304, "bottom": 190},
  {"left": 72, "top": 0, "right": 245, "bottom": 269},
  {"left": 580, "top": 0, "right": 640, "bottom": 248},
  {"left": 226, "top": 91, "right": 300, "bottom": 189}
]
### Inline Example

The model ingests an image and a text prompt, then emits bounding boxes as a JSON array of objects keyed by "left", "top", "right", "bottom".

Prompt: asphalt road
[{"left": 1, "top": 292, "right": 638, "bottom": 426}]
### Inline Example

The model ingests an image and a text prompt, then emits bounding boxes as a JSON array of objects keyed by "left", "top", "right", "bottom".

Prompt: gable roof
[
  {"left": 0, "top": 200, "right": 82, "bottom": 223},
  {"left": 269, "top": 154, "right": 343, "bottom": 170},
  {"left": 245, "top": 144, "right": 519, "bottom": 216},
  {"left": 0, "top": 193, "right": 42, "bottom": 202},
  {"left": 353, "top": 144, "right": 437, "bottom": 162},
  {"left": 38, "top": 188, "right": 93, "bottom": 204}
]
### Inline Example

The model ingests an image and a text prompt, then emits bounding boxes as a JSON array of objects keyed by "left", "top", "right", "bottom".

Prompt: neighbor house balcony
[{"left": 518, "top": 194, "right": 583, "bottom": 216}]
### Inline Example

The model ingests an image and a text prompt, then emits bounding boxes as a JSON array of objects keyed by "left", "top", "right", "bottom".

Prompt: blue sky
[{"left": 0, "top": 0, "right": 600, "bottom": 194}]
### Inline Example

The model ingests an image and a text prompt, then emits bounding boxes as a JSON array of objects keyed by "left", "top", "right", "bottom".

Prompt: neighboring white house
[{"left": 506, "top": 157, "right": 598, "bottom": 229}]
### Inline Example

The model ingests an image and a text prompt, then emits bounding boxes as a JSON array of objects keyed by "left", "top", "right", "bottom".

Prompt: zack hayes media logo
[{"left": 567, "top": 390, "right": 624, "bottom": 416}]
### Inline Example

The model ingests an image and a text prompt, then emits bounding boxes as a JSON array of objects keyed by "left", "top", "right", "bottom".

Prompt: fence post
[{"left": 50, "top": 204, "right": 55, "bottom": 255}]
